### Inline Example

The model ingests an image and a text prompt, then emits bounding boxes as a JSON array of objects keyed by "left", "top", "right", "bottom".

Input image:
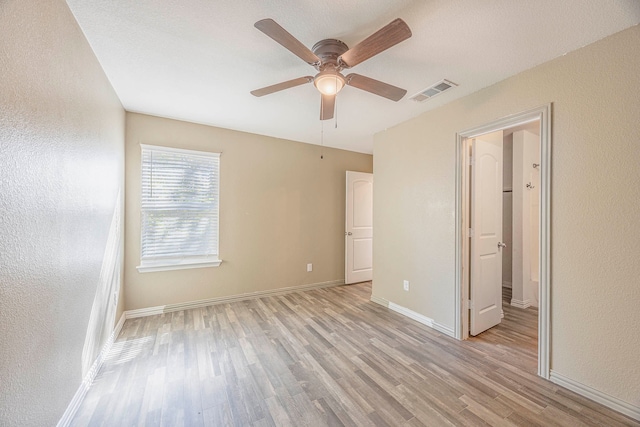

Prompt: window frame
[{"left": 136, "top": 144, "right": 221, "bottom": 273}]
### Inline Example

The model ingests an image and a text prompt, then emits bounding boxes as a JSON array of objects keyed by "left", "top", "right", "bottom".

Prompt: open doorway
[
  {"left": 502, "top": 123, "right": 541, "bottom": 311},
  {"left": 454, "top": 105, "right": 551, "bottom": 379},
  {"left": 464, "top": 124, "right": 540, "bottom": 373}
]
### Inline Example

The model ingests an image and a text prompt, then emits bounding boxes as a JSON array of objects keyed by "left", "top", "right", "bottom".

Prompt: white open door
[
  {"left": 345, "top": 171, "right": 373, "bottom": 284},
  {"left": 470, "top": 133, "right": 504, "bottom": 335}
]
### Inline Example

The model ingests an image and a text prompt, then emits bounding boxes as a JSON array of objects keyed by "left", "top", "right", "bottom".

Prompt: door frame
[{"left": 454, "top": 104, "right": 552, "bottom": 379}]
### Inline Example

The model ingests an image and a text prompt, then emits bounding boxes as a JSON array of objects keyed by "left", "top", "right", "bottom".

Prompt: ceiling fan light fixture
[
  {"left": 314, "top": 71, "right": 345, "bottom": 96},
  {"left": 251, "top": 18, "right": 412, "bottom": 119}
]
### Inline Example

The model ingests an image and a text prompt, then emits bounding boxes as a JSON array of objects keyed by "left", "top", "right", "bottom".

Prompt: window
[{"left": 137, "top": 144, "right": 221, "bottom": 272}]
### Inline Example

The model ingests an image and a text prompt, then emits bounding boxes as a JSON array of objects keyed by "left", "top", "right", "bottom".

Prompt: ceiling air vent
[{"left": 410, "top": 79, "right": 458, "bottom": 102}]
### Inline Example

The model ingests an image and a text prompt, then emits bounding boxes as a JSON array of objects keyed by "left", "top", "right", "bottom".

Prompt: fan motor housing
[{"left": 312, "top": 39, "right": 349, "bottom": 71}]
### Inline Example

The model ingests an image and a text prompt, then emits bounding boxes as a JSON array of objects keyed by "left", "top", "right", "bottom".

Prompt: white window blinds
[{"left": 138, "top": 144, "right": 221, "bottom": 272}]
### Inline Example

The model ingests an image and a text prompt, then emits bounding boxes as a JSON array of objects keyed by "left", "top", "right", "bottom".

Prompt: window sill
[{"left": 137, "top": 259, "right": 222, "bottom": 273}]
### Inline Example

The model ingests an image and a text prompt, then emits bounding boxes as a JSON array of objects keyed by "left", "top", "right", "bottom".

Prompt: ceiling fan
[{"left": 251, "top": 18, "right": 412, "bottom": 120}]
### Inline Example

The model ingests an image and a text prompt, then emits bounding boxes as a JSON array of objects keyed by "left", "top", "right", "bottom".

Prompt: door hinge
[
  {"left": 467, "top": 299, "right": 473, "bottom": 310},
  {"left": 468, "top": 228, "right": 474, "bottom": 238},
  {"left": 469, "top": 154, "right": 474, "bottom": 166}
]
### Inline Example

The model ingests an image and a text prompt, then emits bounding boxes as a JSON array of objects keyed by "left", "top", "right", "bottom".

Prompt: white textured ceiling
[{"left": 66, "top": 0, "right": 640, "bottom": 153}]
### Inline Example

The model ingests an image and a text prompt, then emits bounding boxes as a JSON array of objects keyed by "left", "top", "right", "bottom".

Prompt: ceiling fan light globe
[{"left": 314, "top": 72, "right": 345, "bottom": 96}]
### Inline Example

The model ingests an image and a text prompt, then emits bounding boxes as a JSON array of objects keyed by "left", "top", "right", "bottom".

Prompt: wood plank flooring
[{"left": 71, "top": 283, "right": 639, "bottom": 426}]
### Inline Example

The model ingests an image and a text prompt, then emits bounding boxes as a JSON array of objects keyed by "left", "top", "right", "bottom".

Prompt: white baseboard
[
  {"left": 369, "top": 295, "right": 455, "bottom": 337},
  {"left": 387, "top": 302, "right": 456, "bottom": 338},
  {"left": 510, "top": 298, "right": 531, "bottom": 309},
  {"left": 389, "top": 302, "right": 434, "bottom": 328},
  {"left": 432, "top": 321, "right": 455, "bottom": 337},
  {"left": 125, "top": 279, "right": 345, "bottom": 319},
  {"left": 370, "top": 294, "right": 389, "bottom": 307},
  {"left": 57, "top": 313, "right": 126, "bottom": 427},
  {"left": 550, "top": 370, "right": 640, "bottom": 421}
]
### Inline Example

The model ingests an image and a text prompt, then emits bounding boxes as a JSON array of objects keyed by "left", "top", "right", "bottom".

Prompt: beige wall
[
  {"left": 373, "top": 25, "right": 640, "bottom": 406},
  {"left": 125, "top": 113, "right": 372, "bottom": 310},
  {"left": 0, "top": 1, "right": 125, "bottom": 425}
]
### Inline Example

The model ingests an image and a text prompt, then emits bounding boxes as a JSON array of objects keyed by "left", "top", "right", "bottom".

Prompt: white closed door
[
  {"left": 470, "top": 135, "right": 504, "bottom": 336},
  {"left": 346, "top": 171, "right": 373, "bottom": 284}
]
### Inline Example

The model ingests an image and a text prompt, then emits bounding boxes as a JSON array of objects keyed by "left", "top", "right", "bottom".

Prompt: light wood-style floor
[{"left": 71, "top": 283, "right": 639, "bottom": 426}]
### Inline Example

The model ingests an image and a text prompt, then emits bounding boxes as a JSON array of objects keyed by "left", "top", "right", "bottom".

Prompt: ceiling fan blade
[
  {"left": 338, "top": 18, "right": 411, "bottom": 68},
  {"left": 320, "top": 94, "right": 335, "bottom": 120},
  {"left": 255, "top": 19, "right": 321, "bottom": 66},
  {"left": 345, "top": 73, "right": 407, "bottom": 101},
  {"left": 251, "top": 76, "right": 313, "bottom": 97}
]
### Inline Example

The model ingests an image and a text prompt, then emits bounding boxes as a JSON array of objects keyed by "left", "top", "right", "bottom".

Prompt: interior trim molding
[
  {"left": 432, "top": 321, "right": 455, "bottom": 337},
  {"left": 369, "top": 294, "right": 389, "bottom": 307},
  {"left": 454, "top": 103, "right": 552, "bottom": 379},
  {"left": 388, "top": 302, "right": 434, "bottom": 328},
  {"left": 125, "top": 279, "right": 346, "bottom": 319},
  {"left": 57, "top": 313, "right": 126, "bottom": 427},
  {"left": 550, "top": 370, "right": 640, "bottom": 421},
  {"left": 387, "top": 302, "right": 456, "bottom": 338},
  {"left": 137, "top": 258, "right": 222, "bottom": 273},
  {"left": 510, "top": 298, "right": 531, "bottom": 309}
]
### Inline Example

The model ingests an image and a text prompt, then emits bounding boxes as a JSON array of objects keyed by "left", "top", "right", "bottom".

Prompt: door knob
[
  {"left": 345, "top": 232, "right": 353, "bottom": 236},
  {"left": 498, "top": 242, "right": 507, "bottom": 249}
]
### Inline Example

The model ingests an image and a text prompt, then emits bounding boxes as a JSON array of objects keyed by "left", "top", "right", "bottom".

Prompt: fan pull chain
[{"left": 320, "top": 120, "right": 324, "bottom": 160}]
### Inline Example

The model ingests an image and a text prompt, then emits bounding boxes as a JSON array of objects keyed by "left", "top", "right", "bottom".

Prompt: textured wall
[
  {"left": 124, "top": 113, "right": 372, "bottom": 310},
  {"left": 373, "top": 26, "right": 640, "bottom": 406},
  {"left": 0, "top": 1, "right": 125, "bottom": 425}
]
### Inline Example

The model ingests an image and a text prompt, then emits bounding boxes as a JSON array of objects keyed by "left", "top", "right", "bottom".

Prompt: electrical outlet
[
  {"left": 403, "top": 280, "right": 410, "bottom": 291},
  {"left": 307, "top": 263, "right": 313, "bottom": 272}
]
